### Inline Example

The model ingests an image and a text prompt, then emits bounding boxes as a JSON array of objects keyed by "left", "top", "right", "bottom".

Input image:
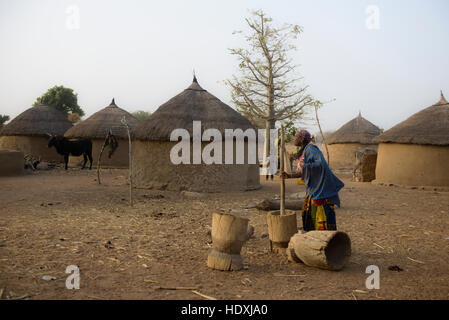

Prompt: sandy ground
[{"left": 0, "top": 168, "right": 448, "bottom": 300}]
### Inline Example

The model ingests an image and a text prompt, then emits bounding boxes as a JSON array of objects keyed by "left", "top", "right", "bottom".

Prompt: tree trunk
[
  {"left": 288, "top": 231, "right": 351, "bottom": 271},
  {"left": 263, "top": 122, "right": 271, "bottom": 176},
  {"left": 262, "top": 113, "right": 275, "bottom": 177},
  {"left": 280, "top": 125, "right": 285, "bottom": 215},
  {"left": 207, "top": 212, "right": 249, "bottom": 271}
]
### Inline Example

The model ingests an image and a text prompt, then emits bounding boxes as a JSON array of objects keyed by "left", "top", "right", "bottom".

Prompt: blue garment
[{"left": 301, "top": 144, "right": 344, "bottom": 207}]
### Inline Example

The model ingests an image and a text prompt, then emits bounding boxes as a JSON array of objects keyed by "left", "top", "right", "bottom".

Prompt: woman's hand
[{"left": 299, "top": 158, "right": 305, "bottom": 168}]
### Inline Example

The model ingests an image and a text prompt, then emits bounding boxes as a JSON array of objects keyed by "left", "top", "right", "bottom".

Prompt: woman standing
[{"left": 281, "top": 130, "right": 344, "bottom": 231}]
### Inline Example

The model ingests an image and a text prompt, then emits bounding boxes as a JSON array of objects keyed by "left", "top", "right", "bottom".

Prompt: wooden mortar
[
  {"left": 207, "top": 211, "right": 249, "bottom": 271},
  {"left": 267, "top": 210, "right": 297, "bottom": 250}
]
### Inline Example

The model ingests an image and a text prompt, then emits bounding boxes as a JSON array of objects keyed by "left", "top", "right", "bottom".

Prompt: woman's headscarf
[
  {"left": 293, "top": 129, "right": 312, "bottom": 158},
  {"left": 294, "top": 129, "right": 312, "bottom": 147}
]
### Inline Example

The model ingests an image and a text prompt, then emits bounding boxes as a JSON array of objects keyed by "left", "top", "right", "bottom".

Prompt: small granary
[
  {"left": 64, "top": 99, "right": 139, "bottom": 168},
  {"left": 373, "top": 91, "right": 449, "bottom": 187},
  {"left": 0, "top": 104, "right": 72, "bottom": 162},
  {"left": 326, "top": 112, "right": 382, "bottom": 169},
  {"left": 131, "top": 76, "right": 261, "bottom": 192}
]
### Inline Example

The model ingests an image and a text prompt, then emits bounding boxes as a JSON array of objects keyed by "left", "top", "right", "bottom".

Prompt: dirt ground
[{"left": 0, "top": 168, "right": 448, "bottom": 300}]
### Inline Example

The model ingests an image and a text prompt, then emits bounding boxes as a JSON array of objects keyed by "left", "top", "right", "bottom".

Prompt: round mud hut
[
  {"left": 64, "top": 99, "right": 139, "bottom": 168},
  {"left": 326, "top": 112, "right": 382, "bottom": 169},
  {"left": 373, "top": 91, "right": 449, "bottom": 187},
  {"left": 131, "top": 76, "right": 261, "bottom": 192},
  {"left": 0, "top": 104, "right": 72, "bottom": 162}
]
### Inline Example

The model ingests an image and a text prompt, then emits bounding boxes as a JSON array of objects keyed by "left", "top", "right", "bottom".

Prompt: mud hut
[
  {"left": 326, "top": 112, "right": 382, "bottom": 169},
  {"left": 64, "top": 99, "right": 139, "bottom": 168},
  {"left": 373, "top": 91, "right": 449, "bottom": 187},
  {"left": 0, "top": 104, "right": 72, "bottom": 162},
  {"left": 131, "top": 76, "right": 261, "bottom": 192}
]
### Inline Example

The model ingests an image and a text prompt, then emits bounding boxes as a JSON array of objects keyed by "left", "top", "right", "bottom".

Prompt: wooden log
[
  {"left": 207, "top": 212, "right": 249, "bottom": 271},
  {"left": 289, "top": 231, "right": 351, "bottom": 271},
  {"left": 257, "top": 199, "right": 304, "bottom": 211},
  {"left": 267, "top": 210, "right": 297, "bottom": 250}
]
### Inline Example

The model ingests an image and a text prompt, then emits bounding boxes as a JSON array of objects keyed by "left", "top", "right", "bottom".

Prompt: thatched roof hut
[
  {"left": 0, "top": 104, "right": 72, "bottom": 137},
  {"left": 132, "top": 77, "right": 254, "bottom": 141},
  {"left": 327, "top": 112, "right": 382, "bottom": 145},
  {"left": 65, "top": 98, "right": 138, "bottom": 139},
  {"left": 131, "top": 76, "right": 261, "bottom": 192},
  {"left": 373, "top": 92, "right": 448, "bottom": 146},
  {"left": 0, "top": 105, "right": 72, "bottom": 162},
  {"left": 373, "top": 91, "right": 449, "bottom": 187},
  {"left": 64, "top": 99, "right": 139, "bottom": 168},
  {"left": 326, "top": 113, "right": 382, "bottom": 169}
]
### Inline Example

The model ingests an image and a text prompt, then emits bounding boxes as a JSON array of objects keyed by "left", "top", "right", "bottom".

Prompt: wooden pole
[
  {"left": 96, "top": 133, "right": 108, "bottom": 185},
  {"left": 121, "top": 117, "right": 133, "bottom": 207},
  {"left": 127, "top": 125, "right": 133, "bottom": 207},
  {"left": 280, "top": 125, "right": 285, "bottom": 215},
  {"left": 266, "top": 125, "right": 296, "bottom": 253},
  {"left": 315, "top": 104, "right": 330, "bottom": 165}
]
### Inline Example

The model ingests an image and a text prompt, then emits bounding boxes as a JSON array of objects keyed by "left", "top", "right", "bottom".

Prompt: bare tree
[{"left": 226, "top": 10, "right": 314, "bottom": 170}]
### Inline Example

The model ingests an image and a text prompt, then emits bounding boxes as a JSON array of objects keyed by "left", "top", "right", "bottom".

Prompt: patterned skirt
[{"left": 301, "top": 194, "right": 337, "bottom": 231}]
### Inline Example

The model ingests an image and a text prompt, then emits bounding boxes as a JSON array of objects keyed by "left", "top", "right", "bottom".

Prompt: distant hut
[
  {"left": 131, "top": 76, "right": 261, "bottom": 192},
  {"left": 0, "top": 104, "right": 72, "bottom": 162},
  {"left": 373, "top": 91, "right": 449, "bottom": 187},
  {"left": 326, "top": 112, "right": 382, "bottom": 169},
  {"left": 64, "top": 99, "right": 139, "bottom": 168}
]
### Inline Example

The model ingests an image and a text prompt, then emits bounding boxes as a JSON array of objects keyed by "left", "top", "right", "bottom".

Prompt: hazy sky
[{"left": 1, "top": 0, "right": 448, "bottom": 132}]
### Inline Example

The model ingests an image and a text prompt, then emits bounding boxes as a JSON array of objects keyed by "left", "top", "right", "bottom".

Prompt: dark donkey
[{"left": 47, "top": 135, "right": 93, "bottom": 170}]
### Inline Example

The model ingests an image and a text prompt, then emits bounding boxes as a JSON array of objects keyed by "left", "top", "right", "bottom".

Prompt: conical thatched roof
[
  {"left": 373, "top": 91, "right": 449, "bottom": 146},
  {"left": 327, "top": 112, "right": 382, "bottom": 144},
  {"left": 64, "top": 99, "right": 139, "bottom": 139},
  {"left": 132, "top": 76, "right": 255, "bottom": 141},
  {"left": 0, "top": 104, "right": 72, "bottom": 137}
]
